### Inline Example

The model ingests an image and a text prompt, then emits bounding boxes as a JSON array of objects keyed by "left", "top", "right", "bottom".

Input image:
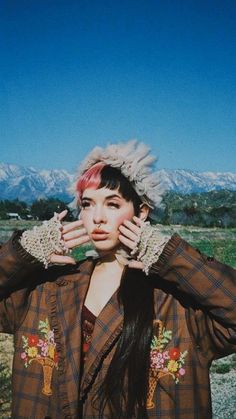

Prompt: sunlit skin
[
  {"left": 49, "top": 187, "right": 149, "bottom": 270},
  {"left": 80, "top": 187, "right": 136, "bottom": 256}
]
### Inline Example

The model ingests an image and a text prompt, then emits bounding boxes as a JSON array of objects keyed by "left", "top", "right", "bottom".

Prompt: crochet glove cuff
[
  {"left": 20, "top": 214, "right": 67, "bottom": 268},
  {"left": 131, "top": 222, "right": 170, "bottom": 275}
]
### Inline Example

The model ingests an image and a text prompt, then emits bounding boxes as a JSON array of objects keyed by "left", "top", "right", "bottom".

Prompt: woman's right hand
[{"left": 49, "top": 210, "right": 90, "bottom": 265}]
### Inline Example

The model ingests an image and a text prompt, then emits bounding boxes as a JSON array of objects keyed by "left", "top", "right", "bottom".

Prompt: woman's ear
[{"left": 138, "top": 204, "right": 150, "bottom": 222}]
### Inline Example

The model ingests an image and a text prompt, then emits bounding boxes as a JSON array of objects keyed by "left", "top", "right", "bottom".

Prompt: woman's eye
[
  {"left": 81, "top": 201, "right": 90, "bottom": 209},
  {"left": 107, "top": 202, "right": 120, "bottom": 209}
]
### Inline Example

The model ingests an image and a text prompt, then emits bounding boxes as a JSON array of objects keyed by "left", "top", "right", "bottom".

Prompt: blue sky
[{"left": 1, "top": 0, "right": 236, "bottom": 173}]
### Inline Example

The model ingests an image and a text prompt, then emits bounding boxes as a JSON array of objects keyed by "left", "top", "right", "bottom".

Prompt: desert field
[{"left": 0, "top": 221, "right": 236, "bottom": 417}]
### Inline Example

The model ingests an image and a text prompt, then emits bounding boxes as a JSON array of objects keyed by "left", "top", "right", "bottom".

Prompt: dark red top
[{"left": 81, "top": 305, "right": 96, "bottom": 365}]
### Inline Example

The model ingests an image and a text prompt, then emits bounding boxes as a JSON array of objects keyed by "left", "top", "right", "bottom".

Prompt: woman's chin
[{"left": 92, "top": 239, "right": 119, "bottom": 253}]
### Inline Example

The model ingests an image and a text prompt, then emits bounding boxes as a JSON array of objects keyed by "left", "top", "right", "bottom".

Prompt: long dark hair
[
  {"left": 89, "top": 166, "right": 155, "bottom": 417},
  {"left": 95, "top": 269, "right": 154, "bottom": 418}
]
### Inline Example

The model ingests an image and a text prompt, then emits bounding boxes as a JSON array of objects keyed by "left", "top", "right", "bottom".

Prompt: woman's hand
[
  {"left": 50, "top": 210, "right": 90, "bottom": 265},
  {"left": 118, "top": 216, "right": 144, "bottom": 270}
]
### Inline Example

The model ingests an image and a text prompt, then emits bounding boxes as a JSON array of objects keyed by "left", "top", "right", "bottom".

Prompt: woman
[{"left": 0, "top": 140, "right": 236, "bottom": 418}]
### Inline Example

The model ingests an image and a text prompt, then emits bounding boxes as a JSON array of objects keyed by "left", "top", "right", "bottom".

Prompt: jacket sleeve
[
  {"left": 0, "top": 231, "right": 43, "bottom": 333},
  {"left": 151, "top": 234, "right": 236, "bottom": 359}
]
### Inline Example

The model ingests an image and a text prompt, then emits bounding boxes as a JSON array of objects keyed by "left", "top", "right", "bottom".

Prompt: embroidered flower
[
  {"left": 21, "top": 318, "right": 58, "bottom": 396},
  {"left": 41, "top": 344, "right": 49, "bottom": 357},
  {"left": 28, "top": 335, "right": 39, "bottom": 346},
  {"left": 150, "top": 351, "right": 165, "bottom": 369},
  {"left": 48, "top": 330, "right": 55, "bottom": 342},
  {"left": 167, "top": 360, "right": 179, "bottom": 373},
  {"left": 48, "top": 345, "right": 55, "bottom": 359},
  {"left": 163, "top": 350, "right": 170, "bottom": 360},
  {"left": 169, "top": 347, "right": 180, "bottom": 360},
  {"left": 147, "top": 320, "right": 188, "bottom": 410},
  {"left": 27, "top": 346, "right": 38, "bottom": 358}
]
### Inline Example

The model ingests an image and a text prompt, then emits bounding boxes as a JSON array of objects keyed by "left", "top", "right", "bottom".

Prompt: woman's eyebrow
[
  {"left": 81, "top": 193, "right": 122, "bottom": 201},
  {"left": 81, "top": 197, "right": 92, "bottom": 201},
  {"left": 105, "top": 194, "right": 122, "bottom": 200}
]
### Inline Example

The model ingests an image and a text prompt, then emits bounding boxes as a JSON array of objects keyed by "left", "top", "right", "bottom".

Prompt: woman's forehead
[{"left": 82, "top": 186, "right": 123, "bottom": 199}]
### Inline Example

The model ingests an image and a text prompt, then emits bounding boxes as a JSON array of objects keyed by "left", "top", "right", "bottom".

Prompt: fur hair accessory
[{"left": 72, "top": 140, "right": 164, "bottom": 211}]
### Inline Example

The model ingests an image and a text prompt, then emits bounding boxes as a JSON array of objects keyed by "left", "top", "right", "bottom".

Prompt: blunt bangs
[{"left": 77, "top": 164, "right": 142, "bottom": 214}]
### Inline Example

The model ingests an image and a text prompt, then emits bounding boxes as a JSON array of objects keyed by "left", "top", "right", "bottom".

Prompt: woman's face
[{"left": 80, "top": 186, "right": 136, "bottom": 254}]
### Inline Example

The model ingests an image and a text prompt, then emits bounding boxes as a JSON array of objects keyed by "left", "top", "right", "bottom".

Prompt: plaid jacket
[{"left": 0, "top": 232, "right": 236, "bottom": 418}]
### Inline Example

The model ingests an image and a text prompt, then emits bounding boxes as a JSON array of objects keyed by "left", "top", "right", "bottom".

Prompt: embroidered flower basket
[
  {"left": 146, "top": 320, "right": 188, "bottom": 409},
  {"left": 21, "top": 318, "right": 58, "bottom": 397}
]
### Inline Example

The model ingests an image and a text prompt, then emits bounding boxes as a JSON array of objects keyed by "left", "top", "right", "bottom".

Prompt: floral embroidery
[
  {"left": 21, "top": 318, "right": 58, "bottom": 396},
  {"left": 147, "top": 320, "right": 188, "bottom": 409}
]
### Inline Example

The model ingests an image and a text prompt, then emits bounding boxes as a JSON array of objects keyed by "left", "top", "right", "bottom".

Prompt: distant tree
[
  {"left": 0, "top": 211, "right": 7, "bottom": 220},
  {"left": 162, "top": 203, "right": 172, "bottom": 225},
  {"left": 183, "top": 203, "right": 198, "bottom": 217},
  {"left": 0, "top": 363, "right": 11, "bottom": 416},
  {"left": 0, "top": 199, "right": 28, "bottom": 219},
  {"left": 210, "top": 206, "right": 235, "bottom": 228},
  {"left": 31, "top": 198, "right": 75, "bottom": 221}
]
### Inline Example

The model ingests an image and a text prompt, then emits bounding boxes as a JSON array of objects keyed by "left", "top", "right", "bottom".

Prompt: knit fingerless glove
[
  {"left": 20, "top": 214, "right": 67, "bottom": 268},
  {"left": 131, "top": 222, "right": 170, "bottom": 275}
]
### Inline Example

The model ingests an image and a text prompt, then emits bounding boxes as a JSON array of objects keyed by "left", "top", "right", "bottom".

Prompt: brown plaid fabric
[{"left": 0, "top": 232, "right": 236, "bottom": 418}]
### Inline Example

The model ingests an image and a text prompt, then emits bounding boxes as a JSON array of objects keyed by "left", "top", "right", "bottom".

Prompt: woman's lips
[{"left": 91, "top": 228, "right": 109, "bottom": 241}]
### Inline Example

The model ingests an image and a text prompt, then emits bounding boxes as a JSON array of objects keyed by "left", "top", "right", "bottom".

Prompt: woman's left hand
[
  {"left": 49, "top": 210, "right": 90, "bottom": 265},
  {"left": 118, "top": 216, "right": 144, "bottom": 270}
]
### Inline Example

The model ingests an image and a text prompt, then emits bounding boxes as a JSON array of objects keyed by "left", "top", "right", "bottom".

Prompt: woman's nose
[{"left": 93, "top": 206, "right": 107, "bottom": 224}]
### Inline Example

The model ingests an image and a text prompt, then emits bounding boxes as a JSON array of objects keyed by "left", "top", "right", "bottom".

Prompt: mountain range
[{"left": 0, "top": 162, "right": 236, "bottom": 203}]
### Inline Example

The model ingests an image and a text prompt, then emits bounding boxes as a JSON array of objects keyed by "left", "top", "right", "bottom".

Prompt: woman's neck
[
  {"left": 97, "top": 251, "right": 116, "bottom": 263},
  {"left": 85, "top": 251, "right": 125, "bottom": 317},
  {"left": 95, "top": 252, "right": 124, "bottom": 274}
]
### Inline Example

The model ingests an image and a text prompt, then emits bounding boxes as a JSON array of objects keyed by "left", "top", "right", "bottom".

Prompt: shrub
[{"left": 0, "top": 363, "right": 11, "bottom": 417}]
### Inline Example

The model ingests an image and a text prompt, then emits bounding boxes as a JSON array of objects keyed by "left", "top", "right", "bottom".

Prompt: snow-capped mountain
[
  {"left": 0, "top": 163, "right": 74, "bottom": 202},
  {"left": 157, "top": 169, "right": 236, "bottom": 194},
  {"left": 0, "top": 163, "right": 236, "bottom": 202}
]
